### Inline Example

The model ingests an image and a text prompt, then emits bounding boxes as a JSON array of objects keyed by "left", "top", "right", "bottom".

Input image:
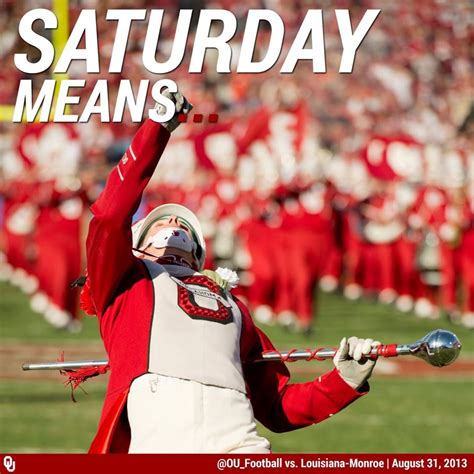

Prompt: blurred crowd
[{"left": 0, "top": 0, "right": 473, "bottom": 332}]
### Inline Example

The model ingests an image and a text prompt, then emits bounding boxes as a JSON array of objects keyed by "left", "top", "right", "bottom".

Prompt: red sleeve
[
  {"left": 86, "top": 120, "right": 170, "bottom": 314},
  {"left": 236, "top": 299, "right": 368, "bottom": 433}
]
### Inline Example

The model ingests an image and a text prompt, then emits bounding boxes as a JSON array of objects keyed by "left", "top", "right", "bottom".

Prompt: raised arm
[
  {"left": 86, "top": 120, "right": 170, "bottom": 314},
  {"left": 86, "top": 89, "right": 192, "bottom": 314}
]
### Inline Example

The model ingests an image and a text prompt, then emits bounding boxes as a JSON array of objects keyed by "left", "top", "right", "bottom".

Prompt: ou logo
[{"left": 172, "top": 275, "right": 233, "bottom": 325}]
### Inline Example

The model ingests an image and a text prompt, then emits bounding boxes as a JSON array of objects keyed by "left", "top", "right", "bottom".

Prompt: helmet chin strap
[{"left": 132, "top": 246, "right": 199, "bottom": 271}]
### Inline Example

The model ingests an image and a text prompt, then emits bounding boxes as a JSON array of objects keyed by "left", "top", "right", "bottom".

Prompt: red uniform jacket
[{"left": 86, "top": 120, "right": 368, "bottom": 453}]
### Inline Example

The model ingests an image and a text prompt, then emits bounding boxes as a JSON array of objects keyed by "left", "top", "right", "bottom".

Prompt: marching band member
[{"left": 84, "top": 88, "right": 381, "bottom": 453}]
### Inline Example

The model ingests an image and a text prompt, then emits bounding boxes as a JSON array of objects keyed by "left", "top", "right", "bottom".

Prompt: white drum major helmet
[{"left": 132, "top": 203, "right": 206, "bottom": 270}]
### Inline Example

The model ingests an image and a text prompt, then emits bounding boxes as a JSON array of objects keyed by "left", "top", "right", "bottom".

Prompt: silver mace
[{"left": 22, "top": 329, "right": 461, "bottom": 372}]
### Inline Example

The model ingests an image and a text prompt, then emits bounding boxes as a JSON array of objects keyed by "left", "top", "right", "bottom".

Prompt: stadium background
[{"left": 0, "top": 0, "right": 473, "bottom": 453}]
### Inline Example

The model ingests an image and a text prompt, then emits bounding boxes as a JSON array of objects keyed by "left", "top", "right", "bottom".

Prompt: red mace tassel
[{"left": 58, "top": 352, "right": 110, "bottom": 402}]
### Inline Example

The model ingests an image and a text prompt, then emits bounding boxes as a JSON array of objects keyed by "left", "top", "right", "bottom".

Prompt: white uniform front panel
[
  {"left": 143, "top": 261, "right": 246, "bottom": 394},
  {"left": 127, "top": 373, "right": 271, "bottom": 453}
]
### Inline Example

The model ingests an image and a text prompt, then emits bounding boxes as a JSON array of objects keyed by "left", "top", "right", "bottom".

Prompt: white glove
[
  {"left": 154, "top": 89, "right": 193, "bottom": 133},
  {"left": 333, "top": 337, "right": 381, "bottom": 390}
]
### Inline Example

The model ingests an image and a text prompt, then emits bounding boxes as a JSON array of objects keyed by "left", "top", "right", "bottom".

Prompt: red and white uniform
[
  {"left": 34, "top": 180, "right": 84, "bottom": 320},
  {"left": 86, "top": 120, "right": 368, "bottom": 453},
  {"left": 2, "top": 180, "right": 37, "bottom": 279},
  {"left": 459, "top": 208, "right": 474, "bottom": 313},
  {"left": 410, "top": 186, "right": 458, "bottom": 308},
  {"left": 361, "top": 192, "right": 402, "bottom": 293}
]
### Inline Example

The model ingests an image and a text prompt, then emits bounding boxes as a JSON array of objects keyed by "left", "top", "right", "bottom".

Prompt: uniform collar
[
  {"left": 160, "top": 264, "right": 200, "bottom": 277},
  {"left": 142, "top": 259, "right": 200, "bottom": 278}
]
